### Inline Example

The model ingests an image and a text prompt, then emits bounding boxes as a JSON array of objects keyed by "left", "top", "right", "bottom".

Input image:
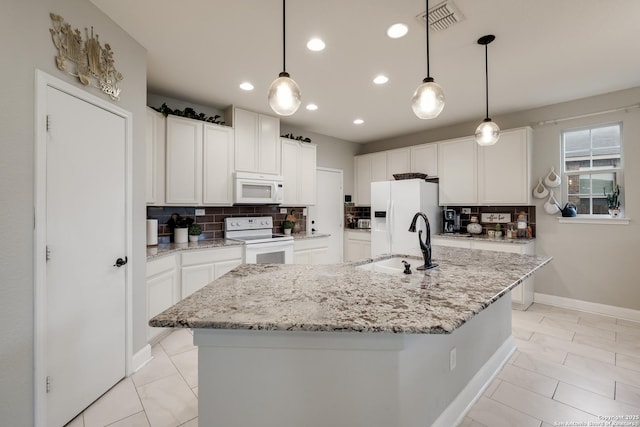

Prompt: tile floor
[{"left": 67, "top": 304, "right": 640, "bottom": 427}]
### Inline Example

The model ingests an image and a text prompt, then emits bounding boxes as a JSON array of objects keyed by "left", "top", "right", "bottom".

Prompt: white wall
[
  {"left": 0, "top": 1, "right": 147, "bottom": 423},
  {"left": 359, "top": 87, "right": 640, "bottom": 311}
]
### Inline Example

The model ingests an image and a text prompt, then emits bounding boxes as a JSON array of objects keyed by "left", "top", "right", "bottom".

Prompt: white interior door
[
  {"left": 45, "top": 86, "right": 127, "bottom": 427},
  {"left": 308, "top": 168, "right": 343, "bottom": 263}
]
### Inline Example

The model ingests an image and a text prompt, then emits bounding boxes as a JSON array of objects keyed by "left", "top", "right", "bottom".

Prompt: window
[{"left": 562, "top": 122, "right": 623, "bottom": 215}]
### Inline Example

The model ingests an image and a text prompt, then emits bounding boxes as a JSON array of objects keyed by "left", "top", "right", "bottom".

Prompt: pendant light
[
  {"left": 268, "top": 0, "right": 301, "bottom": 116},
  {"left": 411, "top": 0, "right": 445, "bottom": 119},
  {"left": 475, "top": 34, "right": 500, "bottom": 146}
]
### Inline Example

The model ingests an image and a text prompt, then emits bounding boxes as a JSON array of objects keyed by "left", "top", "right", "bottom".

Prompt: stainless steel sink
[{"left": 356, "top": 257, "right": 412, "bottom": 275}]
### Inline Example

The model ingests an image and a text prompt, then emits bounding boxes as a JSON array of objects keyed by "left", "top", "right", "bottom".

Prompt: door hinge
[
  {"left": 46, "top": 245, "right": 51, "bottom": 262},
  {"left": 46, "top": 115, "right": 51, "bottom": 132},
  {"left": 46, "top": 376, "right": 51, "bottom": 393}
]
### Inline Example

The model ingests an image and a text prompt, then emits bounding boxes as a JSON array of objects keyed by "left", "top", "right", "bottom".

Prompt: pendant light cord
[
  {"left": 484, "top": 43, "right": 489, "bottom": 119},
  {"left": 282, "top": 0, "right": 287, "bottom": 73},
  {"left": 425, "top": 0, "right": 430, "bottom": 78}
]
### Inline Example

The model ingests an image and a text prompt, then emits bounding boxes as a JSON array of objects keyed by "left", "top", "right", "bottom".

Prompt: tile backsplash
[
  {"left": 344, "top": 205, "right": 371, "bottom": 228},
  {"left": 147, "top": 205, "right": 307, "bottom": 243}
]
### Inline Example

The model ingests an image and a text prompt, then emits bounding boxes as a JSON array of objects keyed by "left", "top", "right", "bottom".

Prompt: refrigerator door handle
[{"left": 388, "top": 199, "right": 393, "bottom": 248}]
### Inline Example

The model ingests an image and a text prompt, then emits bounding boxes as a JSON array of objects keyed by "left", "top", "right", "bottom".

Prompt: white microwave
[{"left": 234, "top": 172, "right": 284, "bottom": 205}]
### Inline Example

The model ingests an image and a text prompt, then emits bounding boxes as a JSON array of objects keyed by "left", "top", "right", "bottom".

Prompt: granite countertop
[
  {"left": 147, "top": 239, "right": 243, "bottom": 259},
  {"left": 291, "top": 232, "right": 331, "bottom": 240},
  {"left": 150, "top": 246, "right": 551, "bottom": 334},
  {"left": 345, "top": 228, "right": 371, "bottom": 233},
  {"left": 435, "top": 233, "right": 535, "bottom": 245}
]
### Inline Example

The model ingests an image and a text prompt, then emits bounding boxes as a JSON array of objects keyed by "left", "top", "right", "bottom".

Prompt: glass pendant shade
[
  {"left": 411, "top": 78, "right": 445, "bottom": 119},
  {"left": 268, "top": 72, "right": 301, "bottom": 116},
  {"left": 475, "top": 118, "right": 500, "bottom": 146}
]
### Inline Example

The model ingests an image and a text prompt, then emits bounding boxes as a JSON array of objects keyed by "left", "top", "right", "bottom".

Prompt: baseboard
[
  {"left": 431, "top": 336, "right": 516, "bottom": 427},
  {"left": 534, "top": 293, "right": 640, "bottom": 323},
  {"left": 131, "top": 344, "right": 152, "bottom": 373}
]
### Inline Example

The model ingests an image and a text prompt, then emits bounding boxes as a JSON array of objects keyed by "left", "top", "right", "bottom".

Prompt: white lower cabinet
[
  {"left": 146, "top": 255, "right": 179, "bottom": 342},
  {"left": 180, "top": 247, "right": 243, "bottom": 299},
  {"left": 432, "top": 237, "right": 535, "bottom": 310},
  {"left": 293, "top": 237, "right": 330, "bottom": 265},
  {"left": 146, "top": 246, "right": 243, "bottom": 343},
  {"left": 344, "top": 230, "right": 371, "bottom": 262}
]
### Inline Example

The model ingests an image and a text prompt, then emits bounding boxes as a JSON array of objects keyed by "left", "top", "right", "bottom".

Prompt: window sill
[{"left": 557, "top": 216, "right": 630, "bottom": 225}]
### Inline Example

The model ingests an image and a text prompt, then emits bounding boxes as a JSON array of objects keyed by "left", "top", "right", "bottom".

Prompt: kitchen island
[{"left": 150, "top": 246, "right": 551, "bottom": 427}]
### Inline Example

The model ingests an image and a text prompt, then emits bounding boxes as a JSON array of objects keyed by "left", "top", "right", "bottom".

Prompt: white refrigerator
[{"left": 371, "top": 179, "right": 441, "bottom": 257}]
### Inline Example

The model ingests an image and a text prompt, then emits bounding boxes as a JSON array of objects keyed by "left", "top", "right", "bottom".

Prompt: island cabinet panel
[
  {"left": 386, "top": 148, "right": 410, "bottom": 180},
  {"left": 165, "top": 115, "right": 235, "bottom": 206},
  {"left": 146, "top": 255, "right": 178, "bottom": 342},
  {"left": 438, "top": 136, "right": 478, "bottom": 205},
  {"left": 293, "top": 236, "right": 330, "bottom": 265},
  {"left": 281, "top": 139, "right": 317, "bottom": 206},
  {"left": 226, "top": 106, "right": 281, "bottom": 175},
  {"left": 410, "top": 143, "right": 438, "bottom": 177},
  {"left": 180, "top": 247, "right": 243, "bottom": 299},
  {"left": 354, "top": 152, "right": 387, "bottom": 205},
  {"left": 478, "top": 127, "right": 532, "bottom": 205},
  {"left": 145, "top": 107, "right": 165, "bottom": 205},
  {"left": 344, "top": 230, "right": 371, "bottom": 261},
  {"left": 165, "top": 116, "right": 203, "bottom": 205}
]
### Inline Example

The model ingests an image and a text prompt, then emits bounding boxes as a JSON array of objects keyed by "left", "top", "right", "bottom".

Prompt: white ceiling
[{"left": 91, "top": 0, "right": 640, "bottom": 143}]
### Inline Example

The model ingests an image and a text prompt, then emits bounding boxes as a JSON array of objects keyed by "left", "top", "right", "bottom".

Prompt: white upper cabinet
[
  {"left": 203, "top": 123, "right": 235, "bottom": 205},
  {"left": 386, "top": 148, "right": 410, "bottom": 180},
  {"left": 165, "top": 115, "right": 235, "bottom": 206},
  {"left": 410, "top": 143, "right": 438, "bottom": 177},
  {"left": 438, "top": 136, "right": 478, "bottom": 205},
  {"left": 145, "top": 107, "right": 166, "bottom": 205},
  {"left": 478, "top": 127, "right": 532, "bottom": 205},
  {"left": 226, "top": 106, "right": 281, "bottom": 175},
  {"left": 354, "top": 152, "right": 387, "bottom": 205},
  {"left": 165, "top": 115, "right": 203, "bottom": 205},
  {"left": 281, "top": 138, "right": 317, "bottom": 205}
]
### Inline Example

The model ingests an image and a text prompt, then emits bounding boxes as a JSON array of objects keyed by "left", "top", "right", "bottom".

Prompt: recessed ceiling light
[
  {"left": 307, "top": 38, "right": 326, "bottom": 51},
  {"left": 306, "top": 103, "right": 318, "bottom": 111},
  {"left": 387, "top": 23, "right": 408, "bottom": 39},
  {"left": 353, "top": 119, "right": 364, "bottom": 125},
  {"left": 239, "top": 82, "right": 254, "bottom": 91},
  {"left": 373, "top": 75, "right": 389, "bottom": 85}
]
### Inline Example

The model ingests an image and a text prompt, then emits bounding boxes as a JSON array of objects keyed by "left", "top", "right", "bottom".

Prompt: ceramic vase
[
  {"left": 174, "top": 228, "right": 188, "bottom": 243},
  {"left": 467, "top": 216, "right": 482, "bottom": 234},
  {"left": 609, "top": 208, "right": 620, "bottom": 218}
]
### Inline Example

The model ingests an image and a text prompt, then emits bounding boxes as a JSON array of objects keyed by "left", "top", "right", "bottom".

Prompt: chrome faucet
[{"left": 408, "top": 212, "right": 438, "bottom": 270}]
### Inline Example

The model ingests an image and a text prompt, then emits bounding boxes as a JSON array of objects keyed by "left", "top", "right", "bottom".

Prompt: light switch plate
[
  {"left": 461, "top": 208, "right": 471, "bottom": 214},
  {"left": 195, "top": 209, "right": 205, "bottom": 216},
  {"left": 280, "top": 208, "right": 287, "bottom": 214}
]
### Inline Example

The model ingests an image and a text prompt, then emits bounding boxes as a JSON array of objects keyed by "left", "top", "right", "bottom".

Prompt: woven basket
[{"left": 393, "top": 173, "right": 428, "bottom": 180}]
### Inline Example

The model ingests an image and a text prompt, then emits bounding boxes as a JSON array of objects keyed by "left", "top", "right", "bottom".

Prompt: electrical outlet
[
  {"left": 449, "top": 347, "right": 457, "bottom": 371},
  {"left": 195, "top": 209, "right": 205, "bottom": 216},
  {"left": 302, "top": 208, "right": 308, "bottom": 216},
  {"left": 461, "top": 208, "right": 471, "bottom": 215},
  {"left": 280, "top": 208, "right": 287, "bottom": 214}
]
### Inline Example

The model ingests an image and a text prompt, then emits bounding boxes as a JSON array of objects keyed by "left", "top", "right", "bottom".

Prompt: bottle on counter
[{"left": 517, "top": 211, "right": 527, "bottom": 238}]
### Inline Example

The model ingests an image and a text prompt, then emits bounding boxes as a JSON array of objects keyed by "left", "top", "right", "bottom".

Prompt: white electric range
[{"left": 224, "top": 216, "right": 294, "bottom": 264}]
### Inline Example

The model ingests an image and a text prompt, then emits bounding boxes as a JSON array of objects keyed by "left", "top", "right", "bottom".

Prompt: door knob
[{"left": 113, "top": 256, "right": 128, "bottom": 267}]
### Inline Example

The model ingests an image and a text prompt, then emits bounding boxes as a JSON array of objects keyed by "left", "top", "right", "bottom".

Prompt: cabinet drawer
[
  {"left": 181, "top": 247, "right": 243, "bottom": 266},
  {"left": 344, "top": 231, "right": 371, "bottom": 242},
  {"left": 147, "top": 254, "right": 176, "bottom": 277},
  {"left": 294, "top": 237, "right": 330, "bottom": 252}
]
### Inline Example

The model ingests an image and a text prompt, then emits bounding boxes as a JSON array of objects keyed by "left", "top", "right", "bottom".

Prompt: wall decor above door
[{"left": 49, "top": 13, "right": 123, "bottom": 100}]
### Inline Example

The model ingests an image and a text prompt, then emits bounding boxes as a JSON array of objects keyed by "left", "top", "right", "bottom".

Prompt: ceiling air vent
[{"left": 417, "top": 0, "right": 464, "bottom": 32}]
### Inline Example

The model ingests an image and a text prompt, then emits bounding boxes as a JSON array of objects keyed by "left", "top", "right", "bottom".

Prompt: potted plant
[
  {"left": 167, "top": 213, "right": 194, "bottom": 243},
  {"left": 604, "top": 185, "right": 621, "bottom": 218},
  {"left": 188, "top": 223, "right": 202, "bottom": 243},
  {"left": 282, "top": 220, "right": 295, "bottom": 235}
]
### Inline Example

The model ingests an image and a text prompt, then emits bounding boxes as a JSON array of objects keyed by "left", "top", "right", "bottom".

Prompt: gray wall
[
  {"left": 359, "top": 87, "right": 640, "bottom": 311},
  {"left": 0, "top": 0, "right": 147, "bottom": 423}
]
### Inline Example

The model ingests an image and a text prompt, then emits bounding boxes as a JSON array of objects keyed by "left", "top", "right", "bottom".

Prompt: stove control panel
[{"left": 225, "top": 216, "right": 273, "bottom": 231}]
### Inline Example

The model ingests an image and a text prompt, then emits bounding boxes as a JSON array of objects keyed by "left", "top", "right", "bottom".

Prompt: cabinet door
[
  {"left": 234, "top": 108, "right": 259, "bottom": 172},
  {"left": 147, "top": 269, "right": 176, "bottom": 341},
  {"left": 146, "top": 108, "right": 166, "bottom": 205},
  {"left": 281, "top": 139, "right": 298, "bottom": 204},
  {"left": 410, "top": 143, "right": 438, "bottom": 177},
  {"left": 258, "top": 114, "right": 281, "bottom": 174},
  {"left": 438, "top": 137, "right": 477, "bottom": 205},
  {"left": 370, "top": 152, "right": 387, "bottom": 182},
  {"left": 214, "top": 259, "right": 242, "bottom": 279},
  {"left": 181, "top": 263, "right": 215, "bottom": 299},
  {"left": 386, "top": 148, "right": 410, "bottom": 180},
  {"left": 297, "top": 143, "right": 317, "bottom": 205},
  {"left": 354, "top": 155, "right": 371, "bottom": 206},
  {"left": 478, "top": 128, "right": 531, "bottom": 205},
  {"left": 203, "top": 123, "right": 234, "bottom": 205},
  {"left": 166, "top": 116, "right": 203, "bottom": 204}
]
